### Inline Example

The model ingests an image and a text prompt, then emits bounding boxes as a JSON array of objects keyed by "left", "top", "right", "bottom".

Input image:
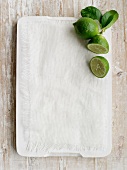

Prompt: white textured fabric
[{"left": 16, "top": 17, "right": 112, "bottom": 157}]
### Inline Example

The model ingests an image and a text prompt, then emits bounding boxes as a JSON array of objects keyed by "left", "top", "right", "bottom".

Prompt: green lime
[
  {"left": 90, "top": 56, "right": 109, "bottom": 78},
  {"left": 73, "top": 17, "right": 99, "bottom": 39},
  {"left": 87, "top": 35, "right": 109, "bottom": 54}
]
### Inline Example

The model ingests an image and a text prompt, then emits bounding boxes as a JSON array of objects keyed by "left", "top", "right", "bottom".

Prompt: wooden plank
[
  {"left": 65, "top": 157, "right": 95, "bottom": 170},
  {"left": 0, "top": 0, "right": 28, "bottom": 170},
  {"left": 110, "top": 0, "right": 127, "bottom": 160},
  {"left": 0, "top": 0, "right": 127, "bottom": 169},
  {"left": 95, "top": 0, "right": 127, "bottom": 169},
  {"left": 27, "top": 157, "right": 60, "bottom": 170}
]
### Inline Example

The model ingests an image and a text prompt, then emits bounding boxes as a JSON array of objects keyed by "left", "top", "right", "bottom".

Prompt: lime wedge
[
  {"left": 87, "top": 35, "right": 109, "bottom": 54},
  {"left": 90, "top": 56, "right": 109, "bottom": 78}
]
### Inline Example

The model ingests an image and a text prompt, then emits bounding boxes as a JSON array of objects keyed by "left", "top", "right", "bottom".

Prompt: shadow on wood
[{"left": 10, "top": 23, "right": 17, "bottom": 152}]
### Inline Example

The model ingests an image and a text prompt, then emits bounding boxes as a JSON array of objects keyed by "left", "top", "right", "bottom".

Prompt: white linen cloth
[{"left": 17, "top": 17, "right": 112, "bottom": 157}]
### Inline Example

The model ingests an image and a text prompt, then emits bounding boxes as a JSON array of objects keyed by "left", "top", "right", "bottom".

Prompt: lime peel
[{"left": 73, "top": 17, "right": 99, "bottom": 39}]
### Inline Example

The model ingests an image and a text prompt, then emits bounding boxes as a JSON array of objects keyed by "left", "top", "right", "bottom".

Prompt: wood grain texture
[{"left": 0, "top": 0, "right": 127, "bottom": 169}]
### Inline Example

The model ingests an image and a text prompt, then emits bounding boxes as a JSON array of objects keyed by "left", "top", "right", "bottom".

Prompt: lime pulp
[{"left": 90, "top": 56, "right": 109, "bottom": 78}]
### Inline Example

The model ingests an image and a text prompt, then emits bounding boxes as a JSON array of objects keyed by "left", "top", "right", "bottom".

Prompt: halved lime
[
  {"left": 90, "top": 56, "right": 109, "bottom": 78},
  {"left": 73, "top": 17, "right": 99, "bottom": 39},
  {"left": 87, "top": 35, "right": 109, "bottom": 54}
]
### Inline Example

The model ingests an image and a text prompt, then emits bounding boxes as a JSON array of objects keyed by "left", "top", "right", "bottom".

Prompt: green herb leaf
[
  {"left": 81, "top": 6, "right": 102, "bottom": 21},
  {"left": 101, "top": 10, "right": 119, "bottom": 30}
]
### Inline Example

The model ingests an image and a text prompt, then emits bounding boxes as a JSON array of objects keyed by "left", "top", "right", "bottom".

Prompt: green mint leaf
[
  {"left": 101, "top": 10, "right": 119, "bottom": 30},
  {"left": 81, "top": 6, "right": 102, "bottom": 21}
]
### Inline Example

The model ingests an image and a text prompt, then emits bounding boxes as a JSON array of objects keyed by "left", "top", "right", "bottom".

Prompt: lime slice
[
  {"left": 90, "top": 56, "right": 109, "bottom": 78},
  {"left": 87, "top": 35, "right": 109, "bottom": 54},
  {"left": 73, "top": 17, "right": 99, "bottom": 39}
]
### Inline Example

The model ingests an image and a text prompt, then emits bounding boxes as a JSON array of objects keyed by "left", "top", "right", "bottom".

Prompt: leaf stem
[{"left": 99, "top": 29, "right": 105, "bottom": 34}]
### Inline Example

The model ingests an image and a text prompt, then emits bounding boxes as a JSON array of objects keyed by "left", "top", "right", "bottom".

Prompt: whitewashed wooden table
[{"left": 0, "top": 0, "right": 127, "bottom": 169}]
